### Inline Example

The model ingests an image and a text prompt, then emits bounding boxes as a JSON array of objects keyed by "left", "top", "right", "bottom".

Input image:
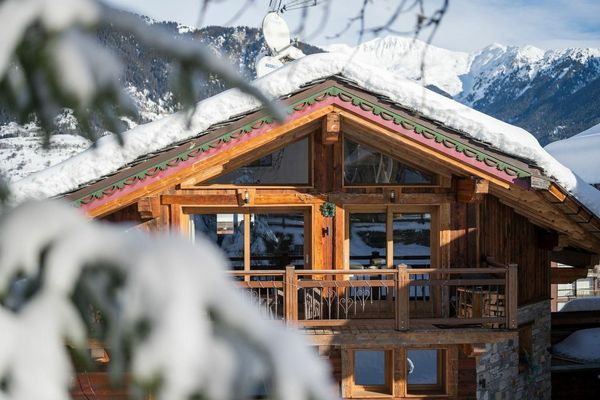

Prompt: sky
[{"left": 102, "top": 0, "right": 600, "bottom": 52}]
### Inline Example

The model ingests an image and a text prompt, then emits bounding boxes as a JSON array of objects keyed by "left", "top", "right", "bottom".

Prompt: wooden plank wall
[
  {"left": 479, "top": 196, "right": 550, "bottom": 305},
  {"left": 449, "top": 202, "right": 479, "bottom": 269},
  {"left": 457, "top": 349, "right": 477, "bottom": 399}
]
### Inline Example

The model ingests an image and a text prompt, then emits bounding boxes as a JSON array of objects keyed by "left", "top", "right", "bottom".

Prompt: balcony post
[
  {"left": 396, "top": 264, "right": 409, "bottom": 331},
  {"left": 285, "top": 265, "right": 297, "bottom": 323},
  {"left": 506, "top": 264, "right": 518, "bottom": 329}
]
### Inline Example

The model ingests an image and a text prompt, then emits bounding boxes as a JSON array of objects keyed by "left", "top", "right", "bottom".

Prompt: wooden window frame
[
  {"left": 350, "top": 349, "right": 394, "bottom": 397},
  {"left": 184, "top": 206, "right": 312, "bottom": 271},
  {"left": 197, "top": 134, "right": 315, "bottom": 189},
  {"left": 341, "top": 133, "right": 440, "bottom": 189},
  {"left": 343, "top": 205, "right": 439, "bottom": 270},
  {"left": 405, "top": 348, "right": 446, "bottom": 396}
]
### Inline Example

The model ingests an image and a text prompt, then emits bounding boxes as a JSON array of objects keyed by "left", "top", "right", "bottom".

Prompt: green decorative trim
[
  {"left": 320, "top": 202, "right": 336, "bottom": 218},
  {"left": 72, "top": 83, "right": 531, "bottom": 208}
]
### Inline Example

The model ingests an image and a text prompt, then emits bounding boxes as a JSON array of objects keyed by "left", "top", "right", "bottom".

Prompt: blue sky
[{"left": 103, "top": 0, "right": 600, "bottom": 52}]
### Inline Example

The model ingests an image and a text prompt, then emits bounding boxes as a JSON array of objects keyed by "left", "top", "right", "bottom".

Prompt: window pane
[
  {"left": 209, "top": 138, "right": 309, "bottom": 185},
  {"left": 354, "top": 351, "right": 386, "bottom": 386},
  {"left": 349, "top": 213, "right": 386, "bottom": 269},
  {"left": 192, "top": 214, "right": 244, "bottom": 270},
  {"left": 250, "top": 213, "right": 304, "bottom": 270},
  {"left": 407, "top": 349, "right": 439, "bottom": 385},
  {"left": 344, "top": 138, "right": 433, "bottom": 185},
  {"left": 393, "top": 213, "right": 431, "bottom": 268},
  {"left": 394, "top": 213, "right": 431, "bottom": 298}
]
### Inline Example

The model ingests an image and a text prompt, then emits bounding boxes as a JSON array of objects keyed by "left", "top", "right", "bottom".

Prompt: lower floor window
[
  {"left": 353, "top": 350, "right": 393, "bottom": 395},
  {"left": 349, "top": 347, "right": 447, "bottom": 397},
  {"left": 407, "top": 349, "right": 445, "bottom": 394}
]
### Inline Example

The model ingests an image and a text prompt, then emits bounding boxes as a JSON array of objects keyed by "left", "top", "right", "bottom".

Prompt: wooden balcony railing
[{"left": 229, "top": 263, "right": 518, "bottom": 330}]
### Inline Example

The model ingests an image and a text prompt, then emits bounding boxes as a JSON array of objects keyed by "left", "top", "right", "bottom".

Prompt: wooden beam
[
  {"left": 550, "top": 267, "right": 590, "bottom": 284},
  {"left": 550, "top": 249, "right": 599, "bottom": 268},
  {"left": 461, "top": 343, "right": 487, "bottom": 357},
  {"left": 303, "top": 329, "right": 517, "bottom": 346},
  {"left": 548, "top": 183, "right": 567, "bottom": 202},
  {"left": 328, "top": 192, "right": 454, "bottom": 205},
  {"left": 457, "top": 178, "right": 489, "bottom": 203},
  {"left": 161, "top": 192, "right": 328, "bottom": 206},
  {"left": 322, "top": 112, "right": 340, "bottom": 144},
  {"left": 137, "top": 196, "right": 160, "bottom": 220}
]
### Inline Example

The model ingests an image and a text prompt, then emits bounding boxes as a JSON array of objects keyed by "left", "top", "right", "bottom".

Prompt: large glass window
[
  {"left": 349, "top": 212, "right": 387, "bottom": 269},
  {"left": 190, "top": 211, "right": 305, "bottom": 271},
  {"left": 209, "top": 138, "right": 310, "bottom": 185},
  {"left": 344, "top": 138, "right": 434, "bottom": 185}
]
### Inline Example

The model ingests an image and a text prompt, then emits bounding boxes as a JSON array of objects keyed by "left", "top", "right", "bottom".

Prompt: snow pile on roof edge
[
  {"left": 10, "top": 52, "right": 600, "bottom": 217},
  {"left": 545, "top": 123, "right": 600, "bottom": 184}
]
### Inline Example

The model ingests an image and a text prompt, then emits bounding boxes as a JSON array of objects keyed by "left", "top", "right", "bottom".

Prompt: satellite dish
[
  {"left": 256, "top": 56, "right": 284, "bottom": 78},
  {"left": 255, "top": 9, "right": 308, "bottom": 78},
  {"left": 262, "top": 12, "right": 291, "bottom": 54}
]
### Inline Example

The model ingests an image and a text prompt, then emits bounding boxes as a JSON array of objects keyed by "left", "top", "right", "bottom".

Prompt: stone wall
[{"left": 476, "top": 300, "right": 551, "bottom": 400}]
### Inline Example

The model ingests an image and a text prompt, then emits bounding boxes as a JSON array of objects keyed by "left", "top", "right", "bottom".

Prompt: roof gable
[{"left": 61, "top": 80, "right": 538, "bottom": 212}]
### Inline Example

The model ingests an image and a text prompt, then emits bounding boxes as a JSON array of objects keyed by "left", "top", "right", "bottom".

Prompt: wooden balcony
[{"left": 229, "top": 263, "right": 518, "bottom": 330}]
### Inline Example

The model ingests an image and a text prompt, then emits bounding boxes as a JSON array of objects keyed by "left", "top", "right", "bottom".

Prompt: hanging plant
[{"left": 320, "top": 202, "right": 336, "bottom": 218}]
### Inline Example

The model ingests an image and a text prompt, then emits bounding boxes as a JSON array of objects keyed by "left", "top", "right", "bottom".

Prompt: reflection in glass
[
  {"left": 407, "top": 349, "right": 439, "bottom": 385},
  {"left": 354, "top": 351, "right": 386, "bottom": 386},
  {"left": 393, "top": 213, "right": 431, "bottom": 267},
  {"left": 394, "top": 213, "right": 431, "bottom": 298},
  {"left": 191, "top": 214, "right": 244, "bottom": 270},
  {"left": 209, "top": 138, "right": 309, "bottom": 185},
  {"left": 349, "top": 213, "right": 387, "bottom": 269},
  {"left": 344, "top": 138, "right": 434, "bottom": 185},
  {"left": 250, "top": 213, "right": 304, "bottom": 269}
]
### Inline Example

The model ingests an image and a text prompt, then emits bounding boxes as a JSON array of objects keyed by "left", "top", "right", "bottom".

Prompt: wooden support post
[
  {"left": 396, "top": 264, "right": 410, "bottom": 331},
  {"left": 322, "top": 112, "right": 341, "bottom": 144},
  {"left": 506, "top": 264, "right": 518, "bottom": 329},
  {"left": 285, "top": 265, "right": 298, "bottom": 323}
]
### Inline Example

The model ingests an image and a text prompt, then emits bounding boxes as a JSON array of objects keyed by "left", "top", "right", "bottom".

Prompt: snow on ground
[
  {"left": 11, "top": 52, "right": 600, "bottom": 218},
  {"left": 559, "top": 296, "right": 600, "bottom": 312},
  {"left": 553, "top": 327, "right": 600, "bottom": 362},
  {"left": 545, "top": 123, "right": 600, "bottom": 184}
]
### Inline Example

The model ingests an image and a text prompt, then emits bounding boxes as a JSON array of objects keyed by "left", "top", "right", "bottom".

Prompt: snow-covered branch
[
  {"left": 0, "top": 201, "right": 335, "bottom": 400},
  {"left": 0, "top": 0, "right": 284, "bottom": 147}
]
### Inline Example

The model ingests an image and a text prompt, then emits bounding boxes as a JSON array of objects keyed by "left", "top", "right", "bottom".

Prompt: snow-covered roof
[
  {"left": 10, "top": 52, "right": 600, "bottom": 217},
  {"left": 545, "top": 123, "right": 600, "bottom": 185}
]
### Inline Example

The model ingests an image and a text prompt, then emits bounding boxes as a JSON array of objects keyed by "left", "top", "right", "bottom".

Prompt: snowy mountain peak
[{"left": 326, "top": 36, "right": 600, "bottom": 144}]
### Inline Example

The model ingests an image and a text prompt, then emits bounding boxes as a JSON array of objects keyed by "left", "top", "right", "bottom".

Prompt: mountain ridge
[
  {"left": 1, "top": 16, "right": 599, "bottom": 183},
  {"left": 327, "top": 36, "right": 600, "bottom": 144}
]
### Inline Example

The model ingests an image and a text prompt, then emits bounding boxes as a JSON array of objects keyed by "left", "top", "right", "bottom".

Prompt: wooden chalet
[{"left": 37, "top": 69, "right": 600, "bottom": 399}]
